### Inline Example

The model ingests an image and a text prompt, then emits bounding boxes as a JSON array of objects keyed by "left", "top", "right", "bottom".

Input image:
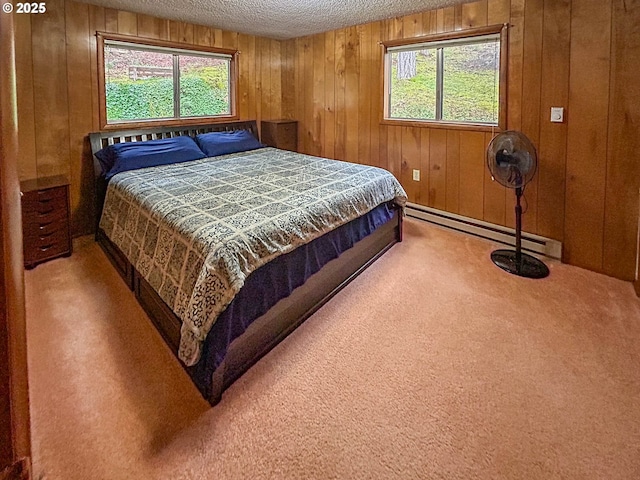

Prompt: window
[
  {"left": 97, "top": 33, "right": 237, "bottom": 128},
  {"left": 383, "top": 25, "right": 507, "bottom": 128}
]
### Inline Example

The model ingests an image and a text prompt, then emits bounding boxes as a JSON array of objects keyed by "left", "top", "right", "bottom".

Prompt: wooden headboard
[{"left": 88, "top": 120, "right": 259, "bottom": 233}]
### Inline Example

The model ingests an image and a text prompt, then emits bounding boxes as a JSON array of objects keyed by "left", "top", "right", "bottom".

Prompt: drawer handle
[
  {"left": 38, "top": 198, "right": 53, "bottom": 203},
  {"left": 39, "top": 244, "right": 54, "bottom": 252},
  {"left": 38, "top": 221, "right": 53, "bottom": 229},
  {"left": 37, "top": 208, "right": 54, "bottom": 215},
  {"left": 37, "top": 190, "right": 57, "bottom": 197},
  {"left": 39, "top": 231, "right": 54, "bottom": 239}
]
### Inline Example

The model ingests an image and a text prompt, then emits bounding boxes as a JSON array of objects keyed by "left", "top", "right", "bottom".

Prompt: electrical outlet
[
  {"left": 550, "top": 107, "right": 564, "bottom": 123},
  {"left": 412, "top": 169, "right": 420, "bottom": 181}
]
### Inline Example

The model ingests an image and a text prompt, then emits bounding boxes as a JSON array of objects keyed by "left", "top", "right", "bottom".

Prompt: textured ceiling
[{"left": 82, "top": 0, "right": 471, "bottom": 40}]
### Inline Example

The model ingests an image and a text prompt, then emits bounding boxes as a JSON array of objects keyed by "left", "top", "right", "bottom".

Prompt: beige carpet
[{"left": 25, "top": 218, "right": 640, "bottom": 479}]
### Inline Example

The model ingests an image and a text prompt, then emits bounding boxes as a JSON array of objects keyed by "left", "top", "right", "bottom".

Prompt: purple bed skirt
[{"left": 189, "top": 202, "right": 396, "bottom": 398}]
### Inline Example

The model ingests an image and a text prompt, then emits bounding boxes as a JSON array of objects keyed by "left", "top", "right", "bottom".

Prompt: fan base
[{"left": 490, "top": 249, "right": 550, "bottom": 279}]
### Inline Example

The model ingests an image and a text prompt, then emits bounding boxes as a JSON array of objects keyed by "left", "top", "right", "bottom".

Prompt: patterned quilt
[{"left": 100, "top": 147, "right": 407, "bottom": 366}]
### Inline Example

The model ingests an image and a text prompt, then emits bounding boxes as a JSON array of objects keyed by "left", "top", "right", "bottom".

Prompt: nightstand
[
  {"left": 261, "top": 120, "right": 298, "bottom": 151},
  {"left": 21, "top": 175, "right": 72, "bottom": 269}
]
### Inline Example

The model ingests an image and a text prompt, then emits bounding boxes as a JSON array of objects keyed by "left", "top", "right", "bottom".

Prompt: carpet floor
[{"left": 25, "top": 218, "right": 640, "bottom": 479}]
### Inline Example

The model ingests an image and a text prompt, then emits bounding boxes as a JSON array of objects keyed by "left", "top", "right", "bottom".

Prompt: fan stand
[{"left": 491, "top": 187, "right": 550, "bottom": 279}]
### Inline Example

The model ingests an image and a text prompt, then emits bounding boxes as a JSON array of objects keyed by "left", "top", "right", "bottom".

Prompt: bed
[{"left": 90, "top": 120, "right": 406, "bottom": 405}]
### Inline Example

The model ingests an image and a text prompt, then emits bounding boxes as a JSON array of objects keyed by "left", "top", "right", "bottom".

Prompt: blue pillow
[
  {"left": 195, "top": 130, "right": 263, "bottom": 157},
  {"left": 96, "top": 136, "right": 206, "bottom": 180}
]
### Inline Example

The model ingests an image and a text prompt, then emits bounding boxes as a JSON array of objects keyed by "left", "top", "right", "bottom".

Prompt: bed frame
[{"left": 89, "top": 120, "right": 403, "bottom": 405}]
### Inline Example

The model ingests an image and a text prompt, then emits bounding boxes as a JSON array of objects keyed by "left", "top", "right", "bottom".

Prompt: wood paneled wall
[
  {"left": 282, "top": 0, "right": 640, "bottom": 282},
  {"left": 14, "top": 0, "right": 638, "bottom": 282},
  {"left": 15, "top": 0, "right": 284, "bottom": 236}
]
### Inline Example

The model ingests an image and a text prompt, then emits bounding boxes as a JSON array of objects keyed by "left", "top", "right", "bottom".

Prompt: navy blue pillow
[
  {"left": 96, "top": 136, "right": 206, "bottom": 180},
  {"left": 195, "top": 130, "right": 263, "bottom": 157}
]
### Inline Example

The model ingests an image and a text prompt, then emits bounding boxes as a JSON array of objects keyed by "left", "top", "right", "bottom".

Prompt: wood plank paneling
[
  {"left": 458, "top": 131, "right": 485, "bottom": 219},
  {"left": 17, "top": 0, "right": 286, "bottom": 237},
  {"left": 536, "top": 0, "right": 571, "bottom": 242},
  {"left": 137, "top": 14, "right": 168, "bottom": 40},
  {"left": 223, "top": 30, "right": 238, "bottom": 49},
  {"left": 243, "top": 34, "right": 257, "bottom": 123},
  {"left": 368, "top": 22, "right": 381, "bottom": 168},
  {"left": 506, "top": 0, "right": 525, "bottom": 133},
  {"left": 387, "top": 125, "right": 402, "bottom": 180},
  {"left": 14, "top": 14, "right": 37, "bottom": 180},
  {"left": 182, "top": 22, "right": 195, "bottom": 44},
  {"left": 284, "top": 0, "right": 633, "bottom": 282},
  {"left": 487, "top": 0, "right": 511, "bottom": 24},
  {"left": 419, "top": 129, "right": 431, "bottom": 205},
  {"left": 483, "top": 131, "right": 506, "bottom": 225},
  {"left": 454, "top": 4, "right": 464, "bottom": 31},
  {"left": 65, "top": 1, "right": 94, "bottom": 235},
  {"left": 441, "top": 7, "right": 454, "bottom": 32},
  {"left": 104, "top": 8, "right": 118, "bottom": 32},
  {"left": 334, "top": 29, "right": 346, "bottom": 161},
  {"left": 238, "top": 34, "right": 251, "bottom": 120},
  {"left": 14, "top": 0, "right": 639, "bottom": 281},
  {"left": 294, "top": 37, "right": 304, "bottom": 151},
  {"left": 564, "top": 0, "right": 611, "bottom": 272},
  {"left": 445, "top": 130, "right": 460, "bottom": 214},
  {"left": 89, "top": 5, "right": 106, "bottom": 131},
  {"left": 259, "top": 37, "right": 269, "bottom": 125},
  {"left": 519, "top": 0, "right": 543, "bottom": 233},
  {"left": 193, "top": 24, "right": 211, "bottom": 47},
  {"left": 324, "top": 32, "right": 336, "bottom": 159},
  {"left": 301, "top": 36, "right": 313, "bottom": 153},
  {"left": 345, "top": 26, "right": 359, "bottom": 164},
  {"left": 212, "top": 28, "right": 223, "bottom": 47},
  {"left": 357, "top": 24, "right": 371, "bottom": 165},
  {"left": 400, "top": 126, "right": 421, "bottom": 203},
  {"left": 603, "top": 0, "right": 640, "bottom": 281},
  {"left": 116, "top": 10, "right": 137, "bottom": 35},
  {"left": 429, "top": 129, "right": 447, "bottom": 209},
  {"left": 312, "top": 34, "right": 324, "bottom": 156},
  {"left": 31, "top": 0, "right": 70, "bottom": 179},
  {"left": 505, "top": 0, "right": 525, "bottom": 230},
  {"left": 281, "top": 39, "right": 296, "bottom": 120},
  {"left": 270, "top": 38, "right": 282, "bottom": 120},
  {"left": 462, "top": 0, "right": 489, "bottom": 29}
]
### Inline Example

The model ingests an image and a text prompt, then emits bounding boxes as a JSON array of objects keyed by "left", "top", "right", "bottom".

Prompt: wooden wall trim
[
  {"left": 381, "top": 119, "right": 499, "bottom": 132},
  {"left": 0, "top": 7, "right": 32, "bottom": 471},
  {"left": 382, "top": 23, "right": 504, "bottom": 48}
]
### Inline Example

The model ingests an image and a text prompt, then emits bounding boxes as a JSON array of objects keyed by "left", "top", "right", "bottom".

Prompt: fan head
[{"left": 487, "top": 131, "right": 538, "bottom": 189}]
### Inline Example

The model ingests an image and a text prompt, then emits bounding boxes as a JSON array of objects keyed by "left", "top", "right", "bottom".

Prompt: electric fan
[{"left": 487, "top": 131, "right": 549, "bottom": 279}]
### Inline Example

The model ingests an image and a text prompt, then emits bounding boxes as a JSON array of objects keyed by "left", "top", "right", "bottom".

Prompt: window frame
[
  {"left": 97, "top": 32, "right": 239, "bottom": 130},
  {"left": 381, "top": 24, "right": 508, "bottom": 131}
]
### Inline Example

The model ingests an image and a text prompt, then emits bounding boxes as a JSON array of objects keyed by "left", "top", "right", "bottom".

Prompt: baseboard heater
[{"left": 405, "top": 202, "right": 563, "bottom": 260}]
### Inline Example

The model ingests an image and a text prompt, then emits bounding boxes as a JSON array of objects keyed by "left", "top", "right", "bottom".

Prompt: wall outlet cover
[{"left": 551, "top": 107, "right": 564, "bottom": 123}]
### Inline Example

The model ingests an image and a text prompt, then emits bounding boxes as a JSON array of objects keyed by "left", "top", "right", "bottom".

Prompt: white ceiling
[{"left": 83, "top": 0, "right": 471, "bottom": 40}]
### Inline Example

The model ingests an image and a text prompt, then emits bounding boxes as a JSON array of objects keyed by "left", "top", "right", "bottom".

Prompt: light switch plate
[
  {"left": 551, "top": 107, "right": 564, "bottom": 123},
  {"left": 412, "top": 169, "right": 420, "bottom": 181}
]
